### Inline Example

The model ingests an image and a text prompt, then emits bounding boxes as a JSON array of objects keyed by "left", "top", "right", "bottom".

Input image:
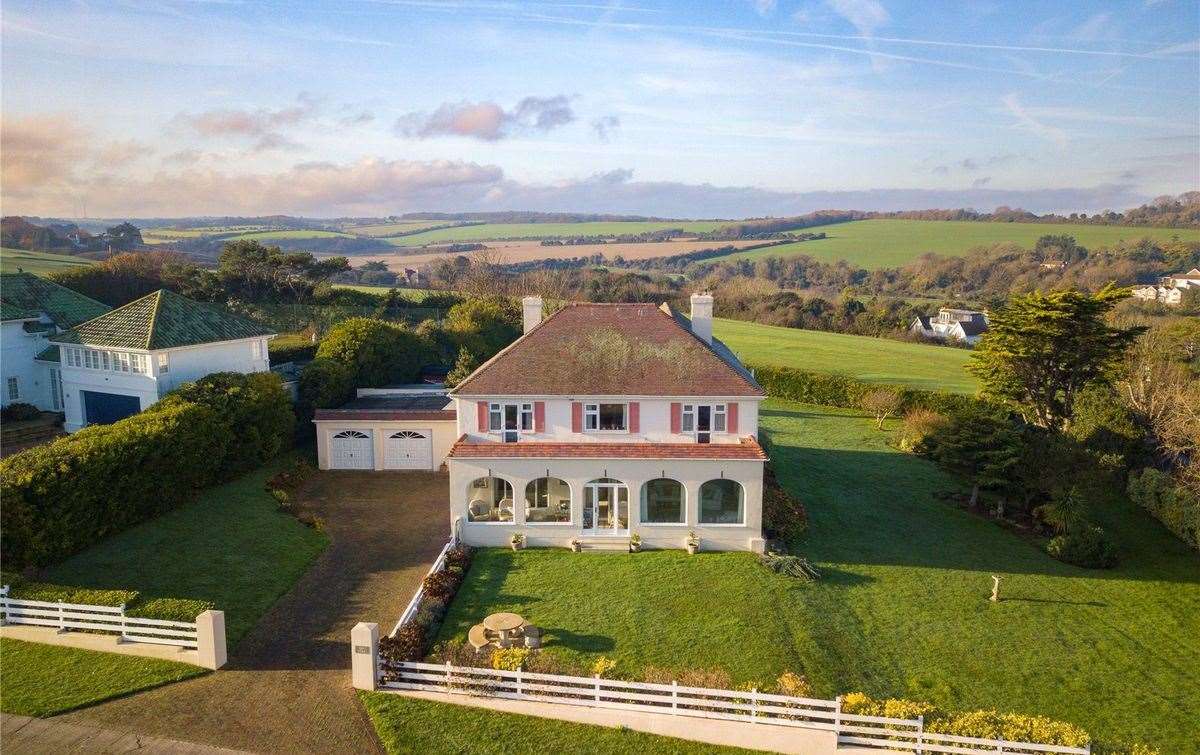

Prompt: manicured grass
[
  {"left": 720, "top": 219, "right": 1200, "bottom": 268},
  {"left": 713, "top": 317, "right": 978, "bottom": 394},
  {"left": 44, "top": 457, "right": 329, "bottom": 645},
  {"left": 359, "top": 691, "right": 755, "bottom": 754},
  {"left": 385, "top": 221, "right": 724, "bottom": 245},
  {"left": 0, "top": 247, "right": 94, "bottom": 275},
  {"left": 438, "top": 402, "right": 1199, "bottom": 750},
  {"left": 0, "top": 639, "right": 205, "bottom": 717}
]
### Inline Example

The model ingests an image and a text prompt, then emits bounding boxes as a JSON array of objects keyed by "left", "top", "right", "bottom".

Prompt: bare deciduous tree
[{"left": 861, "top": 388, "right": 904, "bottom": 430}]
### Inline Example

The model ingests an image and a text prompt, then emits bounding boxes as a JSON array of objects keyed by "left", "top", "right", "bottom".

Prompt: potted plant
[
  {"left": 629, "top": 532, "right": 642, "bottom": 553},
  {"left": 685, "top": 531, "right": 700, "bottom": 555},
  {"left": 510, "top": 532, "right": 525, "bottom": 551},
  {"left": 569, "top": 537, "right": 582, "bottom": 553}
]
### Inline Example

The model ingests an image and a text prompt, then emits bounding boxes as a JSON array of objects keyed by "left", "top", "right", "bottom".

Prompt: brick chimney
[
  {"left": 522, "top": 296, "right": 543, "bottom": 334},
  {"left": 689, "top": 292, "right": 713, "bottom": 345}
]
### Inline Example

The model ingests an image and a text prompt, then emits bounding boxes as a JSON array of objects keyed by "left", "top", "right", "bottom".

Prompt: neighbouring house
[
  {"left": 314, "top": 387, "right": 458, "bottom": 471},
  {"left": 49, "top": 289, "right": 275, "bottom": 431},
  {"left": 1132, "top": 267, "right": 1200, "bottom": 306},
  {"left": 910, "top": 308, "right": 989, "bottom": 345},
  {"left": 448, "top": 294, "right": 768, "bottom": 553},
  {"left": 0, "top": 272, "right": 111, "bottom": 412}
]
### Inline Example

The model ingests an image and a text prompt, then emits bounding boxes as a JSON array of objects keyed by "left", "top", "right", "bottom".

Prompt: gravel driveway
[{"left": 59, "top": 470, "right": 451, "bottom": 754}]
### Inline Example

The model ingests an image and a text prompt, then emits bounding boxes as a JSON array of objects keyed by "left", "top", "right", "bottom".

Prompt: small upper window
[
  {"left": 584, "top": 403, "right": 626, "bottom": 431},
  {"left": 157, "top": 353, "right": 169, "bottom": 373},
  {"left": 7, "top": 377, "right": 19, "bottom": 400}
]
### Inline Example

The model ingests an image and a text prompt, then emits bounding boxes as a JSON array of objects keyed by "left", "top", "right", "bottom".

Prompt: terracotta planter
[
  {"left": 629, "top": 542, "right": 642, "bottom": 553},
  {"left": 570, "top": 542, "right": 581, "bottom": 553}
]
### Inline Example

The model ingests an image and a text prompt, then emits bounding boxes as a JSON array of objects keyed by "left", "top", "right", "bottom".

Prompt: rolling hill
[{"left": 0, "top": 248, "right": 95, "bottom": 276}]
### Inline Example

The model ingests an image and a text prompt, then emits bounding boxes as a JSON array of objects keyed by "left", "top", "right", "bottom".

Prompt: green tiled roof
[
  {"left": 0, "top": 272, "right": 110, "bottom": 327},
  {"left": 1, "top": 301, "right": 38, "bottom": 322},
  {"left": 52, "top": 289, "right": 275, "bottom": 350},
  {"left": 35, "top": 345, "right": 60, "bottom": 362}
]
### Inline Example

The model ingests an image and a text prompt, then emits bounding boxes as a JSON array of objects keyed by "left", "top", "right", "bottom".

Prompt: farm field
[
  {"left": 348, "top": 239, "right": 767, "bottom": 269},
  {"left": 713, "top": 317, "right": 977, "bottom": 394},
  {"left": 383, "top": 220, "right": 726, "bottom": 245},
  {"left": 0, "top": 247, "right": 95, "bottom": 275},
  {"left": 142, "top": 227, "right": 353, "bottom": 244},
  {"left": 331, "top": 284, "right": 450, "bottom": 302},
  {"left": 437, "top": 402, "right": 1200, "bottom": 751},
  {"left": 718, "top": 219, "right": 1200, "bottom": 268},
  {"left": 343, "top": 221, "right": 461, "bottom": 237}
]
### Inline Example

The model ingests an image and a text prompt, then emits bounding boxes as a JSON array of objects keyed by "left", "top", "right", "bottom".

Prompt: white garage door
[
  {"left": 385, "top": 429, "right": 433, "bottom": 470},
  {"left": 331, "top": 430, "right": 374, "bottom": 470}
]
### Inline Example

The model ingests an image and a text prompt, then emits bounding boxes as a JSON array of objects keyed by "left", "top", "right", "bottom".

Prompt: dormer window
[{"left": 584, "top": 403, "right": 626, "bottom": 432}]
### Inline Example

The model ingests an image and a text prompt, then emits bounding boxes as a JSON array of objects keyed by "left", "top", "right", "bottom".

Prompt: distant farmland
[
  {"left": 347, "top": 239, "right": 768, "bottom": 269},
  {"left": 717, "top": 219, "right": 1200, "bottom": 269},
  {"left": 0, "top": 248, "right": 94, "bottom": 276},
  {"left": 383, "top": 220, "right": 725, "bottom": 245}
]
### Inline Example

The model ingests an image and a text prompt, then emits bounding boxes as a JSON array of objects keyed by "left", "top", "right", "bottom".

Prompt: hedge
[
  {"left": 269, "top": 333, "right": 318, "bottom": 364},
  {"left": 0, "top": 572, "right": 213, "bottom": 623},
  {"left": 746, "top": 362, "right": 982, "bottom": 415},
  {"left": 1127, "top": 468, "right": 1199, "bottom": 551}
]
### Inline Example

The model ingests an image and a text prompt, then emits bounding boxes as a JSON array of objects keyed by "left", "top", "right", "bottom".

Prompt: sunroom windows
[
  {"left": 65, "top": 347, "right": 149, "bottom": 375},
  {"left": 467, "top": 476, "right": 514, "bottom": 523},
  {"left": 700, "top": 479, "right": 744, "bottom": 524},
  {"left": 584, "top": 403, "right": 626, "bottom": 431},
  {"left": 641, "top": 478, "right": 684, "bottom": 524},
  {"left": 525, "top": 477, "right": 571, "bottom": 523}
]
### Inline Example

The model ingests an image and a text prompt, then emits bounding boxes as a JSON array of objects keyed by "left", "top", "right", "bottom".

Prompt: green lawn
[
  {"left": 436, "top": 402, "right": 1198, "bottom": 751},
  {"left": 0, "top": 639, "right": 205, "bottom": 717},
  {"left": 44, "top": 457, "right": 329, "bottom": 645},
  {"left": 359, "top": 691, "right": 755, "bottom": 754},
  {"left": 332, "top": 284, "right": 448, "bottom": 301},
  {"left": 713, "top": 317, "right": 978, "bottom": 394},
  {"left": 384, "top": 221, "right": 724, "bottom": 246},
  {"left": 0, "top": 247, "right": 94, "bottom": 275},
  {"left": 344, "top": 222, "right": 459, "bottom": 237},
  {"left": 720, "top": 219, "right": 1200, "bottom": 268}
]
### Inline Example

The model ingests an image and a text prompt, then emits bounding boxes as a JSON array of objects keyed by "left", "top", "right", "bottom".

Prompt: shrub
[
  {"left": 861, "top": 388, "right": 904, "bottom": 430},
  {"left": 316, "top": 317, "right": 431, "bottom": 387},
  {"left": 759, "top": 552, "right": 821, "bottom": 581},
  {"left": 298, "top": 358, "right": 354, "bottom": 419},
  {"left": 268, "top": 333, "right": 318, "bottom": 364},
  {"left": 1127, "top": 468, "right": 1199, "bottom": 550},
  {"left": 126, "top": 597, "right": 215, "bottom": 622},
  {"left": 772, "top": 671, "right": 813, "bottom": 698},
  {"left": 1, "top": 402, "right": 42, "bottom": 422},
  {"left": 747, "top": 363, "right": 980, "bottom": 416},
  {"left": 422, "top": 571, "right": 461, "bottom": 601},
  {"left": 445, "top": 545, "right": 475, "bottom": 570},
  {"left": 897, "top": 408, "right": 949, "bottom": 452},
  {"left": 1, "top": 573, "right": 213, "bottom": 623},
  {"left": 761, "top": 462, "right": 808, "bottom": 544},
  {"left": 381, "top": 623, "right": 426, "bottom": 665},
  {"left": 432, "top": 640, "right": 492, "bottom": 669},
  {"left": 491, "top": 647, "right": 531, "bottom": 671},
  {"left": 590, "top": 656, "right": 617, "bottom": 678},
  {"left": 1046, "top": 525, "right": 1118, "bottom": 569}
]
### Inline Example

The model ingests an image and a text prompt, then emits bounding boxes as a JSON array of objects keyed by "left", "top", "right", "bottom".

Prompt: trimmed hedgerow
[
  {"left": 125, "top": 597, "right": 216, "bottom": 623},
  {"left": 746, "top": 362, "right": 981, "bottom": 416},
  {"left": 268, "top": 333, "right": 318, "bottom": 365},
  {"left": 0, "top": 572, "right": 213, "bottom": 622}
]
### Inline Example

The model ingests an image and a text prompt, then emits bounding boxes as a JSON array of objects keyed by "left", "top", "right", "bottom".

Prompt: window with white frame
[
  {"left": 584, "top": 403, "right": 626, "bottom": 431},
  {"left": 7, "top": 377, "right": 19, "bottom": 401},
  {"left": 131, "top": 353, "right": 146, "bottom": 374},
  {"left": 157, "top": 353, "right": 169, "bottom": 373},
  {"left": 681, "top": 403, "right": 726, "bottom": 442},
  {"left": 488, "top": 402, "right": 533, "bottom": 442}
]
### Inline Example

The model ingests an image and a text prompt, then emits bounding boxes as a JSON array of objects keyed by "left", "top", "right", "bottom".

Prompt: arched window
[
  {"left": 333, "top": 430, "right": 370, "bottom": 439},
  {"left": 525, "top": 477, "right": 571, "bottom": 524},
  {"left": 641, "top": 479, "right": 684, "bottom": 524},
  {"left": 699, "top": 479, "right": 744, "bottom": 524},
  {"left": 467, "top": 476, "right": 514, "bottom": 523}
]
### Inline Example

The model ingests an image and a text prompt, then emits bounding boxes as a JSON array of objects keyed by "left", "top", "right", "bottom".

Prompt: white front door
[
  {"left": 331, "top": 430, "right": 374, "bottom": 469},
  {"left": 583, "top": 480, "right": 629, "bottom": 535},
  {"left": 384, "top": 429, "right": 432, "bottom": 470}
]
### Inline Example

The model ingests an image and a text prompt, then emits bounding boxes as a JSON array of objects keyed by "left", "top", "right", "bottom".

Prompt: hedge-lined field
[
  {"left": 713, "top": 318, "right": 977, "bottom": 394},
  {"left": 384, "top": 220, "right": 725, "bottom": 245},
  {"left": 718, "top": 219, "right": 1200, "bottom": 268},
  {"left": 0, "top": 247, "right": 94, "bottom": 275}
]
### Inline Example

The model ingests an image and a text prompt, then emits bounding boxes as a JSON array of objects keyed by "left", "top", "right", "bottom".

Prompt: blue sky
[{"left": 2, "top": 0, "right": 1197, "bottom": 218}]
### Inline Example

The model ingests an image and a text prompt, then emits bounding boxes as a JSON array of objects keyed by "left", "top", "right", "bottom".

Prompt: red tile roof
[
  {"left": 447, "top": 435, "right": 768, "bottom": 461},
  {"left": 451, "top": 302, "right": 764, "bottom": 397},
  {"left": 314, "top": 410, "right": 456, "bottom": 421}
]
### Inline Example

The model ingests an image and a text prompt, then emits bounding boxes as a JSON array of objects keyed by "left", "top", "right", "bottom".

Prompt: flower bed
[{"left": 379, "top": 544, "right": 474, "bottom": 674}]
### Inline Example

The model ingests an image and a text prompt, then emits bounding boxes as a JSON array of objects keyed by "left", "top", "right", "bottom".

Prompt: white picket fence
[
  {"left": 379, "top": 661, "right": 1090, "bottom": 755},
  {"left": 389, "top": 528, "right": 459, "bottom": 638},
  {"left": 0, "top": 586, "right": 199, "bottom": 650}
]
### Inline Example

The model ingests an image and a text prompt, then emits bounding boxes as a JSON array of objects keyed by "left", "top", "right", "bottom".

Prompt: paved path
[
  {"left": 57, "top": 471, "right": 450, "bottom": 755},
  {"left": 1, "top": 713, "right": 250, "bottom": 754}
]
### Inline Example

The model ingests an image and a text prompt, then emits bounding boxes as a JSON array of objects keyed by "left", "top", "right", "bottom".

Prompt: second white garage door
[{"left": 384, "top": 429, "right": 433, "bottom": 470}]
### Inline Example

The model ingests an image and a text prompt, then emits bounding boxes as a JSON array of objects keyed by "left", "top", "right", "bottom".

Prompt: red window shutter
[
  {"left": 727, "top": 402, "right": 739, "bottom": 434},
  {"left": 477, "top": 401, "right": 488, "bottom": 432},
  {"left": 628, "top": 402, "right": 639, "bottom": 433},
  {"left": 534, "top": 401, "right": 545, "bottom": 432},
  {"left": 670, "top": 402, "right": 682, "bottom": 434},
  {"left": 571, "top": 402, "right": 583, "bottom": 433}
]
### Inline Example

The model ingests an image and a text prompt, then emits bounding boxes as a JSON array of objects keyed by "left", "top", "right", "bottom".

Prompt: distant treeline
[{"left": 388, "top": 211, "right": 723, "bottom": 224}]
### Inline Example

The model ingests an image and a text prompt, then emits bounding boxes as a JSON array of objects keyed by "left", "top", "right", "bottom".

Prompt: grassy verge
[
  {"left": 713, "top": 317, "right": 977, "bottom": 394},
  {"left": 0, "top": 639, "right": 205, "bottom": 717},
  {"left": 43, "top": 456, "right": 329, "bottom": 646},
  {"left": 359, "top": 691, "right": 756, "bottom": 754}
]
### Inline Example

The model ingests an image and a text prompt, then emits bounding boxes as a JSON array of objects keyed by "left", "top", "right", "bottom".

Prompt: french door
[{"left": 583, "top": 480, "right": 628, "bottom": 534}]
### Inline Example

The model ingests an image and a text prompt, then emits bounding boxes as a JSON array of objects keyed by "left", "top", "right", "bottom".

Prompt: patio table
[{"left": 483, "top": 612, "right": 525, "bottom": 645}]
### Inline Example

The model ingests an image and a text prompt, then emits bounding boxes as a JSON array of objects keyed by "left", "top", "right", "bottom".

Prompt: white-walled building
[
  {"left": 910, "top": 308, "right": 989, "bottom": 345},
  {"left": 49, "top": 289, "right": 275, "bottom": 431},
  {"left": 1132, "top": 268, "right": 1200, "bottom": 306},
  {"left": 446, "top": 294, "right": 769, "bottom": 553},
  {"left": 0, "top": 272, "right": 111, "bottom": 412}
]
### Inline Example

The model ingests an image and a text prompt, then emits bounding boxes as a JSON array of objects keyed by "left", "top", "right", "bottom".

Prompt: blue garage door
[{"left": 82, "top": 391, "right": 141, "bottom": 426}]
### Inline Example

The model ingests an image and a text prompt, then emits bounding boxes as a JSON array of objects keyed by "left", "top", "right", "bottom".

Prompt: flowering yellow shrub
[
  {"left": 591, "top": 657, "right": 617, "bottom": 678},
  {"left": 491, "top": 648, "right": 530, "bottom": 671}
]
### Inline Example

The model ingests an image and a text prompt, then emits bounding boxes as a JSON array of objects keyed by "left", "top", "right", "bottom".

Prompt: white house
[
  {"left": 49, "top": 289, "right": 275, "bottom": 431},
  {"left": 0, "top": 272, "right": 111, "bottom": 412},
  {"left": 910, "top": 308, "right": 989, "bottom": 345},
  {"left": 446, "top": 294, "right": 768, "bottom": 553},
  {"left": 1132, "top": 268, "right": 1200, "bottom": 306}
]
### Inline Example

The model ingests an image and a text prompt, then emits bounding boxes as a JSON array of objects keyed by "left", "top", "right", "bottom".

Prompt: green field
[
  {"left": 384, "top": 220, "right": 726, "bottom": 246},
  {"left": 142, "top": 227, "right": 353, "bottom": 244},
  {"left": 331, "top": 284, "right": 449, "bottom": 301},
  {"left": 344, "top": 222, "right": 458, "bottom": 237},
  {"left": 713, "top": 317, "right": 977, "bottom": 394},
  {"left": 0, "top": 247, "right": 94, "bottom": 275},
  {"left": 720, "top": 219, "right": 1200, "bottom": 268}
]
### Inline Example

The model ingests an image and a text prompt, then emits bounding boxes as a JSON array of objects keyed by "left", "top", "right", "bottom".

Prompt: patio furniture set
[{"left": 468, "top": 612, "right": 542, "bottom": 651}]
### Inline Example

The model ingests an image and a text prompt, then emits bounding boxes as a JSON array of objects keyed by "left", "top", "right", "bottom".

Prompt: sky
[{"left": 1, "top": 0, "right": 1198, "bottom": 219}]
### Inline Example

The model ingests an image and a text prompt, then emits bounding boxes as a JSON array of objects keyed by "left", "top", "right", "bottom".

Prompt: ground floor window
[
  {"left": 699, "top": 479, "right": 744, "bottom": 524},
  {"left": 6, "top": 377, "right": 19, "bottom": 401},
  {"left": 525, "top": 477, "right": 571, "bottom": 523},
  {"left": 641, "top": 478, "right": 684, "bottom": 524},
  {"left": 468, "top": 476, "right": 514, "bottom": 523}
]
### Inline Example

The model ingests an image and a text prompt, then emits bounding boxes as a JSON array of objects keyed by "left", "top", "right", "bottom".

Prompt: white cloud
[
  {"left": 1002, "top": 93, "right": 1069, "bottom": 146},
  {"left": 824, "top": 0, "right": 890, "bottom": 36},
  {"left": 396, "top": 95, "right": 576, "bottom": 141}
]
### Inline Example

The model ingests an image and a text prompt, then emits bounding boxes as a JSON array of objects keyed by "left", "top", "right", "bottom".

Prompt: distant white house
[
  {"left": 910, "top": 308, "right": 989, "bottom": 345},
  {"left": 49, "top": 289, "right": 275, "bottom": 431},
  {"left": 1132, "top": 267, "right": 1200, "bottom": 306},
  {"left": 1, "top": 272, "right": 111, "bottom": 413}
]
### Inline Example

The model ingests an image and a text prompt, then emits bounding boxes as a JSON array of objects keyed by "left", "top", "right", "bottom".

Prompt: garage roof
[{"left": 314, "top": 393, "right": 455, "bottom": 421}]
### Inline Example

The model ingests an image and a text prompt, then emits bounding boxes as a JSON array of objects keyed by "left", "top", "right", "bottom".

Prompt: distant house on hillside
[
  {"left": 1132, "top": 267, "right": 1200, "bottom": 306},
  {"left": 49, "top": 289, "right": 275, "bottom": 431},
  {"left": 910, "top": 308, "right": 989, "bottom": 345}
]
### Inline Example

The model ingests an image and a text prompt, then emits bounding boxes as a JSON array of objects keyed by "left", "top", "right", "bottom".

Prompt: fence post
[
  {"left": 117, "top": 603, "right": 128, "bottom": 644},
  {"left": 997, "top": 739, "right": 1005, "bottom": 754},
  {"left": 751, "top": 688, "right": 758, "bottom": 722},
  {"left": 916, "top": 714, "right": 924, "bottom": 755},
  {"left": 58, "top": 602, "right": 67, "bottom": 633},
  {"left": 516, "top": 668, "right": 523, "bottom": 697},
  {"left": 594, "top": 674, "right": 601, "bottom": 703},
  {"left": 0, "top": 585, "right": 8, "bottom": 626},
  {"left": 672, "top": 681, "right": 678, "bottom": 714},
  {"left": 445, "top": 661, "right": 452, "bottom": 694},
  {"left": 351, "top": 622, "right": 379, "bottom": 690},
  {"left": 196, "top": 610, "right": 227, "bottom": 670},
  {"left": 834, "top": 695, "right": 843, "bottom": 737}
]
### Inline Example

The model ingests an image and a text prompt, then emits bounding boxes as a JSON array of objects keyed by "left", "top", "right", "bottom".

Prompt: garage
[
  {"left": 385, "top": 429, "right": 432, "bottom": 470},
  {"left": 81, "top": 390, "right": 141, "bottom": 426},
  {"left": 331, "top": 429, "right": 374, "bottom": 470}
]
